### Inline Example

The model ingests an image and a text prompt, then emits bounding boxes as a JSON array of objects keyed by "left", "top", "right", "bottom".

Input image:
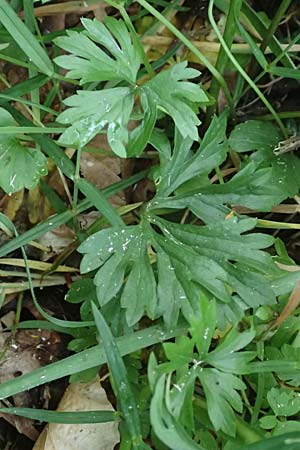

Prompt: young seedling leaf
[
  {"left": 199, "top": 368, "right": 245, "bottom": 436},
  {"left": 153, "top": 318, "right": 256, "bottom": 437},
  {"left": 150, "top": 375, "right": 203, "bottom": 450}
]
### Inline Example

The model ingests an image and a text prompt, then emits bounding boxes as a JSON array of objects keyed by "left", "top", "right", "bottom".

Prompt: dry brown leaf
[
  {"left": 33, "top": 377, "right": 120, "bottom": 450},
  {"left": 81, "top": 134, "right": 125, "bottom": 207},
  {"left": 38, "top": 224, "right": 75, "bottom": 260},
  {"left": 3, "top": 189, "right": 24, "bottom": 220}
]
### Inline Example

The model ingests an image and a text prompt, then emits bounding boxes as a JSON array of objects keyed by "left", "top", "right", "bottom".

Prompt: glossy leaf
[{"left": 78, "top": 116, "right": 281, "bottom": 328}]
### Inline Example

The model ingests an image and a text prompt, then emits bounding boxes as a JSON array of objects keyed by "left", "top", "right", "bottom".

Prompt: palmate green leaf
[
  {"left": 151, "top": 117, "right": 290, "bottom": 222},
  {"left": 78, "top": 115, "right": 283, "bottom": 327},
  {"left": 0, "top": 108, "right": 48, "bottom": 194},
  {"left": 142, "top": 62, "right": 208, "bottom": 141},
  {"left": 79, "top": 215, "right": 276, "bottom": 327},
  {"left": 54, "top": 16, "right": 208, "bottom": 155},
  {"left": 153, "top": 317, "right": 256, "bottom": 438},
  {"left": 54, "top": 17, "right": 140, "bottom": 85},
  {"left": 57, "top": 87, "right": 134, "bottom": 156}
]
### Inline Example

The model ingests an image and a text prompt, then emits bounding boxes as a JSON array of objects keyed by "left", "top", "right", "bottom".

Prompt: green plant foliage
[
  {"left": 55, "top": 17, "right": 141, "bottom": 85},
  {"left": 0, "top": 108, "right": 48, "bottom": 194},
  {"left": 267, "top": 387, "right": 300, "bottom": 417},
  {"left": 2, "top": 2, "right": 300, "bottom": 448},
  {"left": 229, "top": 120, "right": 300, "bottom": 198},
  {"left": 78, "top": 115, "right": 285, "bottom": 328},
  {"left": 54, "top": 17, "right": 208, "bottom": 156},
  {"left": 149, "top": 296, "right": 256, "bottom": 437}
]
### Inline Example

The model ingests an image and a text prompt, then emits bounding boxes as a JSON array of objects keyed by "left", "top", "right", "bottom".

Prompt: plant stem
[
  {"left": 260, "top": 0, "right": 293, "bottom": 53},
  {"left": 257, "top": 219, "right": 300, "bottom": 230},
  {"left": 206, "top": 0, "right": 243, "bottom": 121},
  {"left": 208, "top": 0, "right": 287, "bottom": 138}
]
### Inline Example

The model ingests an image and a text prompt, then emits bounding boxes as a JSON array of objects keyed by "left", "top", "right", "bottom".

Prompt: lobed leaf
[
  {"left": 57, "top": 88, "right": 134, "bottom": 156},
  {"left": 54, "top": 17, "right": 140, "bottom": 85},
  {"left": 142, "top": 62, "right": 208, "bottom": 141},
  {"left": 78, "top": 116, "right": 283, "bottom": 328}
]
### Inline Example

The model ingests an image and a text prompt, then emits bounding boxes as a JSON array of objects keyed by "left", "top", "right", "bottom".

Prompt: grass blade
[
  {"left": 0, "top": 170, "right": 148, "bottom": 258},
  {"left": 237, "top": 432, "right": 300, "bottom": 450},
  {"left": 0, "top": 0, "right": 53, "bottom": 75},
  {"left": 92, "top": 304, "right": 144, "bottom": 448},
  {"left": 77, "top": 178, "right": 125, "bottom": 227},
  {"left": 0, "top": 322, "right": 187, "bottom": 399},
  {"left": 0, "top": 408, "right": 116, "bottom": 424}
]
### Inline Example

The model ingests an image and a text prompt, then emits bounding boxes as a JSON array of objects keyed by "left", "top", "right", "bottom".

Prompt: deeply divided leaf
[{"left": 78, "top": 115, "right": 284, "bottom": 328}]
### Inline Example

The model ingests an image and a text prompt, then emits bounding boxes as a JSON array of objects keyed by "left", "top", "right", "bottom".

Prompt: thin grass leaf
[
  {"left": 92, "top": 304, "right": 143, "bottom": 448},
  {"left": 0, "top": 321, "right": 187, "bottom": 399},
  {"left": 77, "top": 178, "right": 125, "bottom": 227},
  {"left": 0, "top": 170, "right": 148, "bottom": 258},
  {"left": 236, "top": 21, "right": 268, "bottom": 70},
  {"left": 269, "top": 66, "right": 300, "bottom": 80},
  {"left": 0, "top": 74, "right": 49, "bottom": 104},
  {"left": 0, "top": 0, "right": 53, "bottom": 75},
  {"left": 0, "top": 408, "right": 116, "bottom": 424}
]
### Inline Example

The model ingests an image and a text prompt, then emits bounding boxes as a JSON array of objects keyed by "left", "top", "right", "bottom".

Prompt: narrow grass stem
[
  {"left": 260, "top": 0, "right": 293, "bottom": 53},
  {"left": 207, "top": 0, "right": 242, "bottom": 121},
  {"left": 136, "top": 0, "right": 233, "bottom": 109},
  {"left": 208, "top": 0, "right": 287, "bottom": 138}
]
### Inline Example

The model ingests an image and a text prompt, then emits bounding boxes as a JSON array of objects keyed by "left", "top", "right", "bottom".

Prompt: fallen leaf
[{"left": 33, "top": 377, "right": 120, "bottom": 450}]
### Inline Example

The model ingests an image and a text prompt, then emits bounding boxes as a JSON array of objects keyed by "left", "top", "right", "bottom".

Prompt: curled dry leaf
[{"left": 33, "top": 376, "right": 120, "bottom": 450}]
